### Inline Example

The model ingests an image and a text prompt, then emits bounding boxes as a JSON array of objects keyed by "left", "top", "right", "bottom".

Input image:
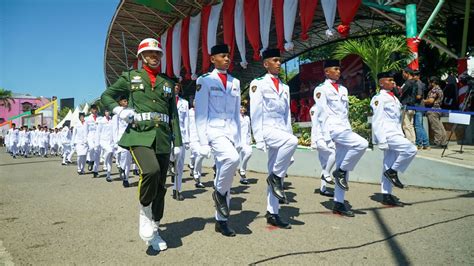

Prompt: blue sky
[{"left": 0, "top": 0, "right": 119, "bottom": 106}]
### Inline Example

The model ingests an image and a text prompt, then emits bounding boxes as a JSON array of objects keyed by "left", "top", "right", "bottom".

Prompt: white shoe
[
  {"left": 139, "top": 204, "right": 154, "bottom": 241},
  {"left": 147, "top": 231, "right": 168, "bottom": 251}
]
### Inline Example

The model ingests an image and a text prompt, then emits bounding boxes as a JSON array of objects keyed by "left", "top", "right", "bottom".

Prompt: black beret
[
  {"left": 79, "top": 112, "right": 85, "bottom": 117},
  {"left": 323, "top": 59, "right": 340, "bottom": 68},
  {"left": 377, "top": 71, "right": 394, "bottom": 80},
  {"left": 403, "top": 67, "right": 415, "bottom": 75},
  {"left": 210, "top": 44, "right": 229, "bottom": 56},
  {"left": 262, "top": 48, "right": 280, "bottom": 60}
]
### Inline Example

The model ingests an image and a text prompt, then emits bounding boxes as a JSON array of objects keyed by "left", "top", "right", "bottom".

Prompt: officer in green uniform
[{"left": 101, "top": 38, "right": 181, "bottom": 252}]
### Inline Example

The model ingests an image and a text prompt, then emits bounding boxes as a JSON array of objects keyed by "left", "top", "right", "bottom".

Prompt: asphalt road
[{"left": 0, "top": 149, "right": 473, "bottom": 265}]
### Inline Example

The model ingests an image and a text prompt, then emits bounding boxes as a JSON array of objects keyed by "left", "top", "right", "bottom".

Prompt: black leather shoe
[
  {"left": 382, "top": 194, "right": 404, "bottom": 207},
  {"left": 122, "top": 180, "right": 129, "bottom": 188},
  {"left": 267, "top": 173, "right": 287, "bottom": 203},
  {"left": 212, "top": 190, "right": 229, "bottom": 218},
  {"left": 176, "top": 191, "right": 184, "bottom": 201},
  {"left": 215, "top": 221, "right": 236, "bottom": 237},
  {"left": 265, "top": 212, "right": 291, "bottom": 229},
  {"left": 384, "top": 169, "right": 404, "bottom": 189},
  {"left": 319, "top": 189, "right": 334, "bottom": 197},
  {"left": 240, "top": 178, "right": 249, "bottom": 185},
  {"left": 332, "top": 202, "right": 355, "bottom": 217},
  {"left": 171, "top": 175, "right": 175, "bottom": 183},
  {"left": 321, "top": 174, "right": 335, "bottom": 185},
  {"left": 93, "top": 172, "right": 99, "bottom": 178},
  {"left": 333, "top": 169, "right": 349, "bottom": 191},
  {"left": 133, "top": 169, "right": 139, "bottom": 176},
  {"left": 195, "top": 182, "right": 205, "bottom": 188},
  {"left": 88, "top": 163, "right": 93, "bottom": 172}
]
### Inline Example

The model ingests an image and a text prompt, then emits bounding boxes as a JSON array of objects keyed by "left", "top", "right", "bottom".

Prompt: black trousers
[{"left": 130, "top": 146, "right": 170, "bottom": 222}]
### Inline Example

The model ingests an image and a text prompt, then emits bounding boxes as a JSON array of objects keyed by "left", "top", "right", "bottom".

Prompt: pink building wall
[{"left": 0, "top": 95, "right": 50, "bottom": 127}]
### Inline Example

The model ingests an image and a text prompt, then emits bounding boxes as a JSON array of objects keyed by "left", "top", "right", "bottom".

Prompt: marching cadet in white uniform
[
  {"left": 61, "top": 121, "right": 73, "bottom": 165},
  {"left": 195, "top": 44, "right": 241, "bottom": 237},
  {"left": 18, "top": 127, "right": 26, "bottom": 156},
  {"left": 97, "top": 110, "right": 115, "bottom": 182},
  {"left": 39, "top": 127, "right": 49, "bottom": 157},
  {"left": 238, "top": 106, "right": 252, "bottom": 185},
  {"left": 86, "top": 105, "right": 101, "bottom": 177},
  {"left": 9, "top": 124, "right": 19, "bottom": 158},
  {"left": 72, "top": 113, "right": 89, "bottom": 174},
  {"left": 313, "top": 59, "right": 368, "bottom": 217},
  {"left": 188, "top": 100, "right": 205, "bottom": 188},
  {"left": 370, "top": 71, "right": 417, "bottom": 206},
  {"left": 250, "top": 48, "right": 298, "bottom": 229},
  {"left": 310, "top": 105, "right": 335, "bottom": 197},
  {"left": 170, "top": 82, "right": 190, "bottom": 201},
  {"left": 111, "top": 95, "right": 132, "bottom": 187}
]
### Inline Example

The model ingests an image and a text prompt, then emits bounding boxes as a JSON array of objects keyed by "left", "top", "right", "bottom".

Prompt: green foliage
[
  {"left": 348, "top": 96, "right": 371, "bottom": 141},
  {"left": 292, "top": 123, "right": 312, "bottom": 146},
  {"left": 333, "top": 35, "right": 410, "bottom": 91},
  {"left": 0, "top": 88, "right": 15, "bottom": 111},
  {"left": 58, "top": 107, "right": 71, "bottom": 121}
]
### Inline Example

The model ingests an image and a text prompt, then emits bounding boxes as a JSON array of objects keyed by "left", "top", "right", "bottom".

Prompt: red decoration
[
  {"left": 166, "top": 25, "right": 174, "bottom": 78},
  {"left": 223, "top": 0, "right": 236, "bottom": 71},
  {"left": 201, "top": 5, "right": 212, "bottom": 73},
  {"left": 244, "top": 0, "right": 261, "bottom": 61},
  {"left": 299, "top": 0, "right": 318, "bottom": 40},
  {"left": 181, "top": 17, "right": 191, "bottom": 80},
  {"left": 406, "top": 37, "right": 419, "bottom": 70},
  {"left": 336, "top": 0, "right": 361, "bottom": 38},
  {"left": 273, "top": 0, "right": 284, "bottom": 51}
]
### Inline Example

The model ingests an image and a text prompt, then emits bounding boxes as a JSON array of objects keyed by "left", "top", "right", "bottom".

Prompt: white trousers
[
  {"left": 332, "top": 129, "right": 368, "bottom": 203},
  {"left": 171, "top": 146, "right": 185, "bottom": 192},
  {"left": 381, "top": 135, "right": 417, "bottom": 194},
  {"left": 77, "top": 155, "right": 86, "bottom": 172},
  {"left": 190, "top": 142, "right": 204, "bottom": 179},
  {"left": 88, "top": 146, "right": 101, "bottom": 172},
  {"left": 210, "top": 136, "right": 240, "bottom": 221},
  {"left": 62, "top": 144, "right": 72, "bottom": 164},
  {"left": 317, "top": 141, "right": 336, "bottom": 192},
  {"left": 239, "top": 144, "right": 252, "bottom": 175},
  {"left": 264, "top": 129, "right": 298, "bottom": 215},
  {"left": 119, "top": 149, "right": 132, "bottom": 181}
]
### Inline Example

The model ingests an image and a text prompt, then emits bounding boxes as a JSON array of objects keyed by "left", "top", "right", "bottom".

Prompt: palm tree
[
  {"left": 0, "top": 88, "right": 15, "bottom": 111},
  {"left": 333, "top": 35, "right": 410, "bottom": 91}
]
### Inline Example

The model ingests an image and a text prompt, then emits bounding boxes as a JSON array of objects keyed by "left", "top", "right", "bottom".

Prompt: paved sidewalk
[{"left": 0, "top": 149, "right": 473, "bottom": 265}]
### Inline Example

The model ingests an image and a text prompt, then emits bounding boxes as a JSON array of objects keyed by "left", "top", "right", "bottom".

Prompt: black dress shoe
[
  {"left": 93, "top": 172, "right": 99, "bottom": 178},
  {"left": 384, "top": 169, "right": 404, "bottom": 188},
  {"left": 321, "top": 174, "right": 335, "bottom": 185},
  {"left": 332, "top": 202, "right": 355, "bottom": 217},
  {"left": 240, "top": 178, "right": 249, "bottom": 185},
  {"left": 319, "top": 189, "right": 334, "bottom": 197},
  {"left": 267, "top": 173, "right": 287, "bottom": 203},
  {"left": 171, "top": 175, "right": 175, "bottom": 183},
  {"left": 133, "top": 169, "right": 139, "bottom": 176},
  {"left": 195, "top": 182, "right": 205, "bottom": 188},
  {"left": 215, "top": 221, "right": 236, "bottom": 237},
  {"left": 333, "top": 169, "right": 349, "bottom": 191},
  {"left": 176, "top": 191, "right": 184, "bottom": 201},
  {"left": 265, "top": 212, "right": 291, "bottom": 229},
  {"left": 212, "top": 190, "right": 229, "bottom": 218},
  {"left": 382, "top": 194, "right": 404, "bottom": 207},
  {"left": 77, "top": 171, "right": 84, "bottom": 175},
  {"left": 122, "top": 180, "right": 130, "bottom": 188},
  {"left": 88, "top": 163, "right": 93, "bottom": 172}
]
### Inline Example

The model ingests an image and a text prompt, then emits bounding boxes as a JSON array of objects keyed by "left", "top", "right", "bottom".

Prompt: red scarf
[
  {"left": 271, "top": 76, "right": 279, "bottom": 93},
  {"left": 217, "top": 72, "right": 227, "bottom": 89},
  {"left": 176, "top": 96, "right": 179, "bottom": 104},
  {"left": 331, "top": 82, "right": 339, "bottom": 93},
  {"left": 143, "top": 64, "right": 160, "bottom": 87}
]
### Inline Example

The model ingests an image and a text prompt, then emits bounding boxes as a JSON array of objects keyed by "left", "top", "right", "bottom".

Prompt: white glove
[
  {"left": 173, "top": 146, "right": 181, "bottom": 156},
  {"left": 184, "top": 143, "right": 190, "bottom": 150},
  {"left": 119, "top": 108, "right": 136, "bottom": 124},
  {"left": 256, "top": 141, "right": 266, "bottom": 153},
  {"left": 327, "top": 141, "right": 336, "bottom": 149},
  {"left": 311, "top": 142, "right": 318, "bottom": 150},
  {"left": 378, "top": 142, "right": 389, "bottom": 150},
  {"left": 199, "top": 145, "right": 211, "bottom": 158},
  {"left": 316, "top": 139, "right": 327, "bottom": 150}
]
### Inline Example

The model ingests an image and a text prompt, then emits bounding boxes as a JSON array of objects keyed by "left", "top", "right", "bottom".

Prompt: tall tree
[
  {"left": 0, "top": 88, "right": 15, "bottom": 111},
  {"left": 333, "top": 35, "right": 410, "bottom": 91}
]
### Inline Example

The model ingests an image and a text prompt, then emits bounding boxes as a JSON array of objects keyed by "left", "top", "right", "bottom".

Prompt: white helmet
[{"left": 137, "top": 38, "right": 163, "bottom": 56}]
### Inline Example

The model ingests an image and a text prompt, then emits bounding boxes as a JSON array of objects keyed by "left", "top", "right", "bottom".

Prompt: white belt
[
  {"left": 134, "top": 112, "right": 169, "bottom": 123},
  {"left": 211, "top": 113, "right": 234, "bottom": 119}
]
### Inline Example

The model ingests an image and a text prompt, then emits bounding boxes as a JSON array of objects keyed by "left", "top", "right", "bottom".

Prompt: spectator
[
  {"left": 424, "top": 76, "right": 448, "bottom": 148},
  {"left": 298, "top": 98, "right": 310, "bottom": 122},
  {"left": 399, "top": 67, "right": 418, "bottom": 144},
  {"left": 290, "top": 99, "right": 298, "bottom": 121},
  {"left": 413, "top": 71, "right": 430, "bottom": 150}
]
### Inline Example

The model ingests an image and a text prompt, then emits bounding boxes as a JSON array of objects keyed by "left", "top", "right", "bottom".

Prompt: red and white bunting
[
  {"left": 172, "top": 20, "right": 182, "bottom": 80},
  {"left": 321, "top": 0, "right": 337, "bottom": 39},
  {"left": 259, "top": 0, "right": 272, "bottom": 55},
  {"left": 234, "top": 0, "right": 248, "bottom": 68},
  {"left": 299, "top": 0, "right": 319, "bottom": 41},
  {"left": 189, "top": 13, "right": 201, "bottom": 79}
]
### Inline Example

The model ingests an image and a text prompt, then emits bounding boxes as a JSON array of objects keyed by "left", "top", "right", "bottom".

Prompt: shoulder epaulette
[
  {"left": 201, "top": 73, "right": 210, "bottom": 78},
  {"left": 256, "top": 77, "right": 264, "bottom": 80}
]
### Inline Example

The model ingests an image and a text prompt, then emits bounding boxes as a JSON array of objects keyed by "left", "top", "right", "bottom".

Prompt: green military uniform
[{"left": 101, "top": 68, "right": 182, "bottom": 221}]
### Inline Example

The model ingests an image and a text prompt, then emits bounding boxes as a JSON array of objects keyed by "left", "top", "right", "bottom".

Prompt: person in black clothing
[{"left": 399, "top": 67, "right": 418, "bottom": 144}]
